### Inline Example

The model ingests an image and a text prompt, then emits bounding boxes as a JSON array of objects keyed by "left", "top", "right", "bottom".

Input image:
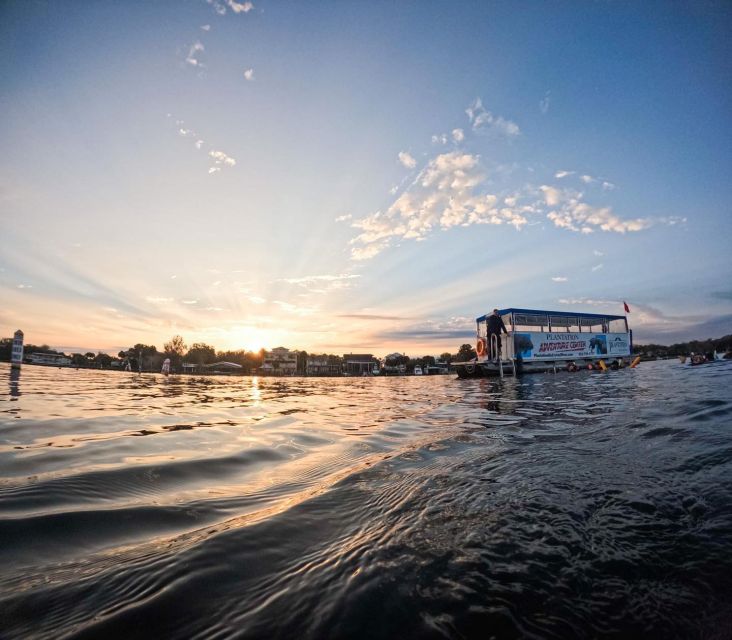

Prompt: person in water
[{"left": 487, "top": 308, "right": 509, "bottom": 360}]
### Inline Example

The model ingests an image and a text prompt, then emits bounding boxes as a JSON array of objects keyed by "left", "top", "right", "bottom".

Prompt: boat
[
  {"left": 454, "top": 308, "right": 633, "bottom": 378},
  {"left": 413, "top": 365, "right": 423, "bottom": 375}
]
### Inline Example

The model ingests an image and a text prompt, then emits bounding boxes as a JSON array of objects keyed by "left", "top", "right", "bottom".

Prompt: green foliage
[
  {"left": 456, "top": 343, "right": 477, "bottom": 361},
  {"left": 184, "top": 343, "right": 216, "bottom": 365},
  {"left": 163, "top": 336, "right": 186, "bottom": 357}
]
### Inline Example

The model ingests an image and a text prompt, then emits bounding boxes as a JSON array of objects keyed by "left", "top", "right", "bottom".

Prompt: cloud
[
  {"left": 146, "top": 296, "right": 174, "bottom": 303},
  {"left": 208, "top": 149, "right": 236, "bottom": 173},
  {"left": 431, "top": 133, "right": 448, "bottom": 145},
  {"left": 279, "top": 273, "right": 361, "bottom": 295},
  {"left": 201, "top": 24, "right": 211, "bottom": 31},
  {"left": 591, "top": 263, "right": 604, "bottom": 272},
  {"left": 466, "top": 98, "right": 520, "bottom": 137},
  {"left": 593, "top": 249, "right": 604, "bottom": 256},
  {"left": 558, "top": 298, "right": 618, "bottom": 307},
  {"left": 372, "top": 316, "right": 475, "bottom": 342},
  {"left": 181, "top": 299, "right": 198, "bottom": 305},
  {"left": 335, "top": 214, "right": 352, "bottom": 222},
  {"left": 602, "top": 181, "right": 615, "bottom": 190},
  {"left": 539, "top": 91, "right": 550, "bottom": 114},
  {"left": 16, "top": 284, "right": 33, "bottom": 289},
  {"left": 185, "top": 41, "right": 205, "bottom": 67},
  {"left": 207, "top": 0, "right": 254, "bottom": 15},
  {"left": 452, "top": 128, "right": 464, "bottom": 142},
  {"left": 551, "top": 276, "right": 568, "bottom": 282},
  {"left": 349, "top": 152, "right": 530, "bottom": 260},
  {"left": 337, "top": 314, "right": 407, "bottom": 321},
  {"left": 555, "top": 170, "right": 574, "bottom": 179},
  {"left": 243, "top": 68, "right": 255, "bottom": 81},
  {"left": 195, "top": 139, "right": 204, "bottom": 149},
  {"left": 541, "top": 185, "right": 653, "bottom": 233},
  {"left": 398, "top": 151, "right": 417, "bottom": 169},
  {"left": 227, "top": 0, "right": 254, "bottom": 13},
  {"left": 580, "top": 174, "right": 595, "bottom": 184}
]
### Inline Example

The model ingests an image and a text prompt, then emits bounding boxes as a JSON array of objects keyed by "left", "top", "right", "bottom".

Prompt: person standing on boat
[{"left": 487, "top": 309, "right": 508, "bottom": 360}]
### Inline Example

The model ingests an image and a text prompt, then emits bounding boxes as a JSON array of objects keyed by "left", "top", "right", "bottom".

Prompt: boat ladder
[{"left": 490, "top": 334, "right": 517, "bottom": 378}]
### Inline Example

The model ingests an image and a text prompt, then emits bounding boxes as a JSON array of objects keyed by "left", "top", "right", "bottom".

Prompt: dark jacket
[{"left": 487, "top": 314, "right": 507, "bottom": 335}]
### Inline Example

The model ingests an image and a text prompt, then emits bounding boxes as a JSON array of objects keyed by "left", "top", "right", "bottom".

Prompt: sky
[{"left": 1, "top": 0, "right": 731, "bottom": 356}]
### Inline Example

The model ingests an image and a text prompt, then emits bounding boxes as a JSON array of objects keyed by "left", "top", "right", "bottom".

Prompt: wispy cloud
[
  {"left": 551, "top": 276, "right": 568, "bottom": 282},
  {"left": 431, "top": 133, "right": 448, "bottom": 145},
  {"left": 452, "top": 128, "right": 464, "bottom": 142},
  {"left": 185, "top": 41, "right": 205, "bottom": 67},
  {"left": 280, "top": 274, "right": 361, "bottom": 285},
  {"left": 466, "top": 98, "right": 520, "bottom": 137},
  {"left": 201, "top": 24, "right": 211, "bottom": 31},
  {"left": 591, "top": 263, "right": 604, "bottom": 272},
  {"left": 558, "top": 297, "right": 618, "bottom": 306},
  {"left": 337, "top": 313, "right": 406, "bottom": 321},
  {"left": 539, "top": 91, "right": 551, "bottom": 114},
  {"left": 335, "top": 214, "right": 352, "bottom": 222},
  {"left": 555, "top": 170, "right": 574, "bottom": 179},
  {"left": 593, "top": 249, "right": 604, "bottom": 256},
  {"left": 243, "top": 68, "right": 255, "bottom": 81},
  {"left": 398, "top": 151, "right": 417, "bottom": 169}
]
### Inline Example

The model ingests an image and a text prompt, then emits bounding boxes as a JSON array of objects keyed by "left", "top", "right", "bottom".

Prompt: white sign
[{"left": 514, "top": 332, "right": 630, "bottom": 360}]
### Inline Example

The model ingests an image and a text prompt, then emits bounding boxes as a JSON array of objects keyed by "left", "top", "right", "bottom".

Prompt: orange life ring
[{"left": 476, "top": 338, "right": 487, "bottom": 356}]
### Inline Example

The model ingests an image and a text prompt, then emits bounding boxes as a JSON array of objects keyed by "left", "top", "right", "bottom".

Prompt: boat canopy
[{"left": 477, "top": 308, "right": 628, "bottom": 333}]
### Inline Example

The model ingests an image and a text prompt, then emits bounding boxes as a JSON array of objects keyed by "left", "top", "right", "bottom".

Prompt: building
[
  {"left": 342, "top": 353, "right": 379, "bottom": 376},
  {"left": 260, "top": 347, "right": 297, "bottom": 376},
  {"left": 306, "top": 356, "right": 342, "bottom": 376},
  {"left": 27, "top": 352, "right": 72, "bottom": 366}
]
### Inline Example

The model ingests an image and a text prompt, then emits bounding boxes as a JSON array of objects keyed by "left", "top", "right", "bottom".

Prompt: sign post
[{"left": 11, "top": 329, "right": 24, "bottom": 369}]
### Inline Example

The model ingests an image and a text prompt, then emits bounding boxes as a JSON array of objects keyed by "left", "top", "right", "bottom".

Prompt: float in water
[{"left": 455, "top": 308, "right": 635, "bottom": 378}]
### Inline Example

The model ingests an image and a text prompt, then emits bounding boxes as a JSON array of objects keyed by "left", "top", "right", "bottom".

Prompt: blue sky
[{"left": 1, "top": 0, "right": 730, "bottom": 355}]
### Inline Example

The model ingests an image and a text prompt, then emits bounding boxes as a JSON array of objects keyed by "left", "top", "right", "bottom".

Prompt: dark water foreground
[{"left": 1, "top": 361, "right": 731, "bottom": 639}]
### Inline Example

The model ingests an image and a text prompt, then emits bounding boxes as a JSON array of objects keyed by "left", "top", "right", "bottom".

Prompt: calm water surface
[{"left": 1, "top": 361, "right": 731, "bottom": 639}]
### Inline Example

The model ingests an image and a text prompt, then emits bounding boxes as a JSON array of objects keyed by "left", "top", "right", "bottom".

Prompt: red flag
[{"left": 623, "top": 301, "right": 630, "bottom": 313}]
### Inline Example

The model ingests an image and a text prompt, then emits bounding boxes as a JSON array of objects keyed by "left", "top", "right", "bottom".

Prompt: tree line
[{"left": 0, "top": 334, "right": 478, "bottom": 374}]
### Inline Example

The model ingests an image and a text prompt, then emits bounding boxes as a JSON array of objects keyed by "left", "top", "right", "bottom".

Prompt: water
[{"left": 1, "top": 361, "right": 731, "bottom": 639}]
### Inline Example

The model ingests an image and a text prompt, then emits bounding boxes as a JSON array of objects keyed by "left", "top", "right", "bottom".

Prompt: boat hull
[{"left": 454, "top": 357, "right": 629, "bottom": 378}]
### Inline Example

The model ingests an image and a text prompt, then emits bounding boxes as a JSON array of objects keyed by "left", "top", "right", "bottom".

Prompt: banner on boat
[{"left": 513, "top": 332, "right": 630, "bottom": 360}]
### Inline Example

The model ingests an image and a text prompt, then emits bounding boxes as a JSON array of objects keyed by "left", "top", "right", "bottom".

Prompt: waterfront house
[
  {"left": 342, "top": 353, "right": 379, "bottom": 376},
  {"left": 260, "top": 347, "right": 297, "bottom": 376},
  {"left": 27, "top": 352, "right": 72, "bottom": 367},
  {"left": 306, "top": 356, "right": 342, "bottom": 376}
]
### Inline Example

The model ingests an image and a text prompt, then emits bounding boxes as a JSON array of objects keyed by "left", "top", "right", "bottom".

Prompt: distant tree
[
  {"left": 296, "top": 350, "right": 308, "bottom": 375},
  {"left": 439, "top": 352, "right": 453, "bottom": 364},
  {"left": 85, "top": 352, "right": 96, "bottom": 360},
  {"left": 184, "top": 343, "right": 216, "bottom": 365},
  {"left": 71, "top": 353, "right": 87, "bottom": 367},
  {"left": 385, "top": 353, "right": 409, "bottom": 367},
  {"left": 0, "top": 338, "right": 11, "bottom": 361},
  {"left": 95, "top": 352, "right": 113, "bottom": 368},
  {"left": 456, "top": 344, "right": 477, "bottom": 361},
  {"left": 163, "top": 336, "right": 186, "bottom": 357},
  {"left": 161, "top": 335, "right": 186, "bottom": 371}
]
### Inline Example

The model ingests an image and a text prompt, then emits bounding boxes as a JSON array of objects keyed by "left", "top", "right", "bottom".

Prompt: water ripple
[{"left": 1, "top": 360, "right": 731, "bottom": 639}]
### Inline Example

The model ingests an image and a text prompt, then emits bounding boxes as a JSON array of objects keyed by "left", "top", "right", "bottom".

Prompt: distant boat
[{"left": 413, "top": 366, "right": 423, "bottom": 375}]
